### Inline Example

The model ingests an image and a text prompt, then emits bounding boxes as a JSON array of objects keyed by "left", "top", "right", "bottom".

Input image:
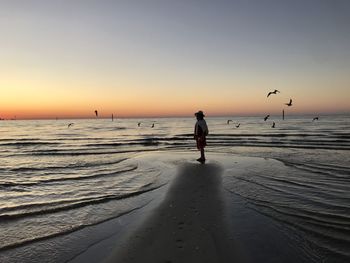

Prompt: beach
[
  {"left": 105, "top": 161, "right": 238, "bottom": 263},
  {"left": 101, "top": 154, "right": 315, "bottom": 263},
  {"left": 0, "top": 117, "right": 349, "bottom": 263}
]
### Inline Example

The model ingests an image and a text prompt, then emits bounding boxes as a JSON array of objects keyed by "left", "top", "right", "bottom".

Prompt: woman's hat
[{"left": 194, "top": 110, "right": 205, "bottom": 117}]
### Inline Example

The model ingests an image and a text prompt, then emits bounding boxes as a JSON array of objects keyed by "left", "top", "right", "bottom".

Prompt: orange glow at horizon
[
  {"left": 2, "top": 92, "right": 349, "bottom": 120},
  {"left": 1, "top": 62, "right": 349, "bottom": 120}
]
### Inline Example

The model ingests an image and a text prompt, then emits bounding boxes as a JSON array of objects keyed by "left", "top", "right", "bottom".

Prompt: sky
[{"left": 1, "top": 0, "right": 349, "bottom": 119}]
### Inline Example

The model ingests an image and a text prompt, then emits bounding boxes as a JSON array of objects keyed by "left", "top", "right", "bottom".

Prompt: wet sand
[
  {"left": 101, "top": 156, "right": 313, "bottom": 263},
  {"left": 105, "top": 162, "right": 241, "bottom": 263}
]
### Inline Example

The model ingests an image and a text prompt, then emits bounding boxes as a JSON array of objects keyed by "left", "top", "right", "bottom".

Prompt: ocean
[{"left": 0, "top": 115, "right": 349, "bottom": 262}]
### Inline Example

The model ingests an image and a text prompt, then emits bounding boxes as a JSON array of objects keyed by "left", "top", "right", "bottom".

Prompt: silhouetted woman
[{"left": 194, "top": 110, "right": 209, "bottom": 164}]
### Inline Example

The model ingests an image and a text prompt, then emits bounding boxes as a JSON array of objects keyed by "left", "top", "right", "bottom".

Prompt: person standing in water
[{"left": 194, "top": 110, "right": 209, "bottom": 164}]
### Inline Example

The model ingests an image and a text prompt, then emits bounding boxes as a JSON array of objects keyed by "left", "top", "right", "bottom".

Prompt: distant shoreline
[{"left": 1, "top": 112, "right": 349, "bottom": 121}]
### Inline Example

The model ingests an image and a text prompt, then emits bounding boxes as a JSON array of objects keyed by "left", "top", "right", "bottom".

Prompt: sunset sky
[{"left": 1, "top": 0, "right": 349, "bottom": 119}]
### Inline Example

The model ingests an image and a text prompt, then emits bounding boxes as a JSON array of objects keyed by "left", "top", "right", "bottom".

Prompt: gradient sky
[{"left": 1, "top": 0, "right": 349, "bottom": 119}]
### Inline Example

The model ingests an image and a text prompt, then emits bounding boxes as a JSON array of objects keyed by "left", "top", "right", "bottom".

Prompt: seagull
[
  {"left": 264, "top": 115, "right": 270, "bottom": 121},
  {"left": 267, "top": 89, "right": 280, "bottom": 97},
  {"left": 68, "top": 123, "right": 74, "bottom": 128},
  {"left": 138, "top": 122, "right": 141, "bottom": 127},
  {"left": 312, "top": 117, "right": 319, "bottom": 121},
  {"left": 151, "top": 123, "right": 155, "bottom": 128},
  {"left": 272, "top": 122, "right": 275, "bottom": 128},
  {"left": 285, "top": 99, "right": 292, "bottom": 106},
  {"left": 236, "top": 123, "right": 240, "bottom": 128},
  {"left": 94, "top": 110, "right": 98, "bottom": 117},
  {"left": 227, "top": 120, "right": 233, "bottom": 124}
]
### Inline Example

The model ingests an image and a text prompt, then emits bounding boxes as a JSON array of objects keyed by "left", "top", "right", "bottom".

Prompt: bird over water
[
  {"left": 285, "top": 99, "right": 293, "bottom": 106},
  {"left": 267, "top": 89, "right": 280, "bottom": 97}
]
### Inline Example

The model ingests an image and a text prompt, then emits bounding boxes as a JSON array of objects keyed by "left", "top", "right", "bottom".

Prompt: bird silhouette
[
  {"left": 272, "top": 122, "right": 275, "bottom": 128},
  {"left": 94, "top": 110, "right": 98, "bottom": 117},
  {"left": 236, "top": 123, "right": 240, "bottom": 128},
  {"left": 151, "top": 123, "right": 155, "bottom": 128},
  {"left": 138, "top": 122, "right": 141, "bottom": 127},
  {"left": 312, "top": 117, "right": 319, "bottom": 121},
  {"left": 285, "top": 99, "right": 292, "bottom": 106},
  {"left": 267, "top": 89, "right": 280, "bottom": 97},
  {"left": 68, "top": 123, "right": 74, "bottom": 128},
  {"left": 227, "top": 120, "right": 233, "bottom": 124},
  {"left": 264, "top": 115, "right": 270, "bottom": 121}
]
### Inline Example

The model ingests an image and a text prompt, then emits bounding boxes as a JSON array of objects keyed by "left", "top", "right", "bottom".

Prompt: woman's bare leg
[{"left": 200, "top": 148, "right": 205, "bottom": 161}]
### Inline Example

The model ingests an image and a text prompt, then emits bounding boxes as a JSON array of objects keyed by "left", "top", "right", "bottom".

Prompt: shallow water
[{"left": 0, "top": 115, "right": 349, "bottom": 261}]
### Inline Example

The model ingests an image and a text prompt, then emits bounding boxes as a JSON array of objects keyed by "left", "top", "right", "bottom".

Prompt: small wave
[
  {"left": 0, "top": 165, "right": 137, "bottom": 187},
  {"left": 56, "top": 133, "right": 84, "bottom": 136},
  {"left": 0, "top": 138, "right": 42, "bottom": 142},
  {"left": 225, "top": 189, "right": 350, "bottom": 259},
  {"left": 301, "top": 163, "right": 350, "bottom": 175},
  {"left": 0, "top": 183, "right": 165, "bottom": 221},
  {"left": 207, "top": 141, "right": 350, "bottom": 150},
  {"left": 83, "top": 140, "right": 161, "bottom": 147},
  {"left": 7, "top": 157, "right": 129, "bottom": 173},
  {"left": 0, "top": 202, "right": 150, "bottom": 252},
  {"left": 253, "top": 203, "right": 350, "bottom": 259},
  {"left": 53, "top": 137, "right": 111, "bottom": 141},
  {"left": 258, "top": 174, "right": 349, "bottom": 194},
  {"left": 246, "top": 197, "right": 350, "bottom": 240},
  {"left": 27, "top": 148, "right": 158, "bottom": 156},
  {"left": 89, "top": 126, "right": 127, "bottom": 131},
  {"left": 231, "top": 175, "right": 350, "bottom": 211},
  {"left": 204, "top": 133, "right": 331, "bottom": 138},
  {"left": 245, "top": 197, "right": 350, "bottom": 228},
  {"left": 8, "top": 167, "right": 43, "bottom": 172},
  {"left": 0, "top": 142, "right": 60, "bottom": 147},
  {"left": 278, "top": 160, "right": 350, "bottom": 178}
]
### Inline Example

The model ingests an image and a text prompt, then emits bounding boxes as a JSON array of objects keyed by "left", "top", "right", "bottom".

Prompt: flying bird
[
  {"left": 94, "top": 110, "right": 98, "bottom": 117},
  {"left": 312, "top": 117, "right": 319, "bottom": 121},
  {"left": 267, "top": 89, "right": 280, "bottom": 97},
  {"left": 68, "top": 123, "right": 74, "bottom": 128},
  {"left": 272, "top": 122, "right": 275, "bottom": 128},
  {"left": 236, "top": 123, "right": 240, "bottom": 128},
  {"left": 227, "top": 120, "right": 233, "bottom": 124},
  {"left": 285, "top": 99, "right": 292, "bottom": 106},
  {"left": 264, "top": 115, "right": 270, "bottom": 121},
  {"left": 151, "top": 123, "right": 155, "bottom": 128}
]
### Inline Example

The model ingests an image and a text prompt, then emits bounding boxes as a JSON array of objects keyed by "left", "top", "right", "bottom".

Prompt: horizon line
[{"left": 1, "top": 112, "right": 349, "bottom": 121}]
